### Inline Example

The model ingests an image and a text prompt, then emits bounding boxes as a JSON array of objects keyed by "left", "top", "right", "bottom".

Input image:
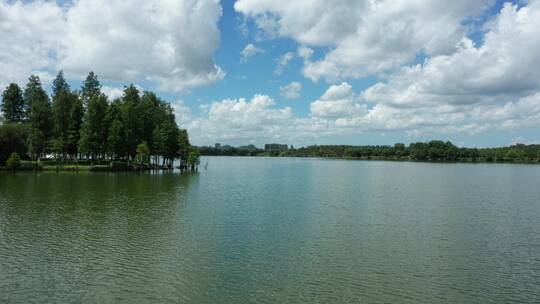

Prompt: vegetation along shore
[
  {"left": 0, "top": 72, "right": 200, "bottom": 172},
  {"left": 3, "top": 72, "right": 539, "bottom": 171},
  {"left": 197, "top": 141, "right": 540, "bottom": 164}
]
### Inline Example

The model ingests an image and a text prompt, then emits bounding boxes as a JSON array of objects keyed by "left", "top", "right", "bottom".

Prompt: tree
[
  {"left": 24, "top": 75, "right": 52, "bottom": 160},
  {"left": 0, "top": 124, "right": 29, "bottom": 161},
  {"left": 1, "top": 83, "right": 26, "bottom": 123},
  {"left": 49, "top": 138, "right": 65, "bottom": 169},
  {"left": 178, "top": 129, "right": 190, "bottom": 162},
  {"left": 27, "top": 128, "right": 47, "bottom": 161},
  {"left": 505, "top": 149, "right": 522, "bottom": 161},
  {"left": 140, "top": 91, "right": 162, "bottom": 150},
  {"left": 155, "top": 118, "right": 179, "bottom": 167},
  {"left": 106, "top": 100, "right": 127, "bottom": 160},
  {"left": 52, "top": 71, "right": 75, "bottom": 159},
  {"left": 187, "top": 149, "right": 200, "bottom": 171},
  {"left": 81, "top": 71, "right": 101, "bottom": 107},
  {"left": 52, "top": 70, "right": 70, "bottom": 96},
  {"left": 152, "top": 124, "right": 167, "bottom": 165},
  {"left": 136, "top": 141, "right": 150, "bottom": 167},
  {"left": 107, "top": 118, "right": 126, "bottom": 160},
  {"left": 79, "top": 94, "right": 109, "bottom": 161},
  {"left": 67, "top": 97, "right": 84, "bottom": 158},
  {"left": 121, "top": 85, "right": 142, "bottom": 159},
  {"left": 6, "top": 152, "right": 21, "bottom": 171}
]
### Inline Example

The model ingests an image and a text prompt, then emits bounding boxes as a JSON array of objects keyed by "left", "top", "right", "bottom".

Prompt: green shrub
[{"left": 6, "top": 152, "right": 21, "bottom": 170}]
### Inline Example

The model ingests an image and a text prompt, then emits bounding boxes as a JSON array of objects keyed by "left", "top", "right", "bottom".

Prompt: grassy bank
[{"left": 0, "top": 160, "right": 173, "bottom": 172}]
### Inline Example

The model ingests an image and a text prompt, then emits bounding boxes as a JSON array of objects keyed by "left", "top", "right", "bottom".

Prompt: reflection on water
[
  {"left": 1, "top": 158, "right": 540, "bottom": 303},
  {"left": 0, "top": 173, "right": 200, "bottom": 303}
]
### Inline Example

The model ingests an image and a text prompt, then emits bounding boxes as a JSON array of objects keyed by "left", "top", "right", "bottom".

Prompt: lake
[{"left": 1, "top": 157, "right": 539, "bottom": 303}]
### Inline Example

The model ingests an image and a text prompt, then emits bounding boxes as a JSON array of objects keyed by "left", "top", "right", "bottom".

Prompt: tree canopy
[
  {"left": 0, "top": 72, "right": 191, "bottom": 168},
  {"left": 197, "top": 141, "right": 540, "bottom": 164},
  {"left": 1, "top": 83, "right": 26, "bottom": 123}
]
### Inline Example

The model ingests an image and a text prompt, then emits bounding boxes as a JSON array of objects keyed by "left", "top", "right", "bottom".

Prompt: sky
[{"left": 1, "top": 0, "right": 540, "bottom": 147}]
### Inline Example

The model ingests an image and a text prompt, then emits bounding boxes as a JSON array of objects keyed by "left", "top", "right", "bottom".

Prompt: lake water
[{"left": 1, "top": 157, "right": 539, "bottom": 303}]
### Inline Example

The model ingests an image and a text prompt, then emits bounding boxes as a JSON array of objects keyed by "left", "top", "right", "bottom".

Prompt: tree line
[
  {"left": 1, "top": 71, "right": 195, "bottom": 170},
  {"left": 282, "top": 141, "right": 540, "bottom": 163},
  {"left": 197, "top": 144, "right": 262, "bottom": 156},
  {"left": 197, "top": 140, "right": 540, "bottom": 163}
]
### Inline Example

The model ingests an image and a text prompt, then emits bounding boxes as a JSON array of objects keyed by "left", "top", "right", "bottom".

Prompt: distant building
[
  {"left": 264, "top": 143, "right": 288, "bottom": 152},
  {"left": 215, "top": 143, "right": 221, "bottom": 149}
]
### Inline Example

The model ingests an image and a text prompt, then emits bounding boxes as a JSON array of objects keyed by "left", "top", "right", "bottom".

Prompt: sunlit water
[{"left": 1, "top": 157, "right": 539, "bottom": 303}]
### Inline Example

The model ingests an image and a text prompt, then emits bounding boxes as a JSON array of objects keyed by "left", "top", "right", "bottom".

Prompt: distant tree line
[
  {"left": 0, "top": 72, "right": 194, "bottom": 169},
  {"left": 198, "top": 144, "right": 263, "bottom": 156},
  {"left": 197, "top": 140, "right": 540, "bottom": 163},
  {"left": 283, "top": 141, "right": 540, "bottom": 163}
]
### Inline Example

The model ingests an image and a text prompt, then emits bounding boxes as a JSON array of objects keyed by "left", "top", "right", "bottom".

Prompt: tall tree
[
  {"left": 67, "top": 96, "right": 84, "bottom": 157},
  {"left": 107, "top": 118, "right": 126, "bottom": 160},
  {"left": 52, "top": 70, "right": 70, "bottom": 96},
  {"left": 121, "top": 85, "right": 142, "bottom": 159},
  {"left": 136, "top": 141, "right": 150, "bottom": 167},
  {"left": 1, "top": 83, "right": 26, "bottom": 123},
  {"left": 187, "top": 149, "right": 200, "bottom": 171},
  {"left": 24, "top": 75, "right": 52, "bottom": 160},
  {"left": 152, "top": 124, "right": 167, "bottom": 165},
  {"left": 162, "top": 119, "right": 180, "bottom": 166},
  {"left": 79, "top": 94, "right": 109, "bottom": 161},
  {"left": 81, "top": 71, "right": 101, "bottom": 107},
  {"left": 51, "top": 71, "right": 75, "bottom": 157},
  {"left": 106, "top": 100, "right": 126, "bottom": 160},
  {"left": 178, "top": 129, "right": 190, "bottom": 162},
  {"left": 140, "top": 91, "right": 162, "bottom": 150}
]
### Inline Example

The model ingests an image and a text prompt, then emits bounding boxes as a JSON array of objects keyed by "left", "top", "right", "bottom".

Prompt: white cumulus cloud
[
  {"left": 0, "top": 1, "right": 65, "bottom": 87},
  {"left": 280, "top": 81, "right": 302, "bottom": 99},
  {"left": 101, "top": 86, "right": 125, "bottom": 100},
  {"left": 363, "top": 2, "right": 540, "bottom": 108},
  {"left": 187, "top": 94, "right": 294, "bottom": 144},
  {"left": 0, "top": 0, "right": 224, "bottom": 91},
  {"left": 225, "top": 0, "right": 540, "bottom": 144},
  {"left": 274, "top": 52, "right": 294, "bottom": 75},
  {"left": 235, "top": 0, "right": 493, "bottom": 82},
  {"left": 240, "top": 43, "right": 264, "bottom": 63},
  {"left": 310, "top": 82, "right": 366, "bottom": 118}
]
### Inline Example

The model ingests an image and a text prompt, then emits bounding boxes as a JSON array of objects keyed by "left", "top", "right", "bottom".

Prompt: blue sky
[{"left": 1, "top": 0, "right": 540, "bottom": 147}]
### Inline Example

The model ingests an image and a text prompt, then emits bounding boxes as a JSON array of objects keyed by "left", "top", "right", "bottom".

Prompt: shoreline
[
  {"left": 197, "top": 154, "right": 540, "bottom": 165},
  {"left": 2, "top": 155, "right": 539, "bottom": 172}
]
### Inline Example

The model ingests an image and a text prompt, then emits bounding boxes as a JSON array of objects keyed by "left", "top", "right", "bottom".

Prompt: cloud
[
  {"left": 0, "top": 1, "right": 65, "bottom": 87},
  {"left": 240, "top": 43, "right": 264, "bottom": 63},
  {"left": 235, "top": 0, "right": 493, "bottom": 82},
  {"left": 102, "top": 84, "right": 145, "bottom": 100},
  {"left": 363, "top": 2, "right": 540, "bottom": 108},
  {"left": 101, "top": 86, "right": 124, "bottom": 100},
  {"left": 274, "top": 52, "right": 294, "bottom": 75},
  {"left": 297, "top": 46, "right": 314, "bottom": 61},
  {"left": 222, "top": 1, "right": 540, "bottom": 144},
  {"left": 310, "top": 82, "right": 366, "bottom": 118},
  {"left": 171, "top": 100, "right": 193, "bottom": 127},
  {"left": 0, "top": 0, "right": 224, "bottom": 91},
  {"left": 185, "top": 80, "right": 540, "bottom": 145},
  {"left": 280, "top": 81, "right": 301, "bottom": 99},
  {"left": 351, "top": 2, "right": 540, "bottom": 134},
  {"left": 187, "top": 94, "right": 294, "bottom": 144}
]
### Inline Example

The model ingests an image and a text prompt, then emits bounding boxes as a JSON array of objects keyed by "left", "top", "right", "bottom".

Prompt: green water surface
[{"left": 1, "top": 157, "right": 539, "bottom": 303}]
